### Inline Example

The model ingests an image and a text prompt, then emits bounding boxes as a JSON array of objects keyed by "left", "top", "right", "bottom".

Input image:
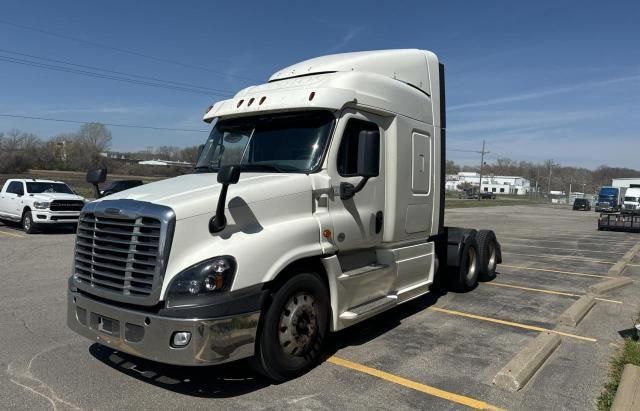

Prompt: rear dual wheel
[
  {"left": 476, "top": 230, "right": 498, "bottom": 281},
  {"left": 452, "top": 235, "right": 479, "bottom": 291}
]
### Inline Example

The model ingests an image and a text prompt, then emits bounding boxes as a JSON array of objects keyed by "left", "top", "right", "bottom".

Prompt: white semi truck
[{"left": 67, "top": 49, "right": 501, "bottom": 381}]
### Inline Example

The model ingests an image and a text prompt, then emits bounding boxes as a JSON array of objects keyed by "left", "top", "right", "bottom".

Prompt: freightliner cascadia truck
[{"left": 68, "top": 49, "right": 502, "bottom": 381}]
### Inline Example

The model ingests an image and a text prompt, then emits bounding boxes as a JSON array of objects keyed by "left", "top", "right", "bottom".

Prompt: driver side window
[
  {"left": 337, "top": 119, "right": 379, "bottom": 177},
  {"left": 7, "top": 182, "right": 23, "bottom": 195}
]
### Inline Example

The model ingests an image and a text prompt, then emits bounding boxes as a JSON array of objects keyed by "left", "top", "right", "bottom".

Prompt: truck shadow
[
  {"left": 89, "top": 343, "right": 270, "bottom": 397},
  {"left": 326, "top": 287, "right": 448, "bottom": 352},
  {"left": 88, "top": 287, "right": 451, "bottom": 397}
]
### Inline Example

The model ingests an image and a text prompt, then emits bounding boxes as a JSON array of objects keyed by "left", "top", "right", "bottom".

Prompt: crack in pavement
[{"left": 6, "top": 340, "right": 83, "bottom": 411}]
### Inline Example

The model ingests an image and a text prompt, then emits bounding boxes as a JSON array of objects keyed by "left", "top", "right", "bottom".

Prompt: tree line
[
  {"left": 0, "top": 124, "right": 200, "bottom": 177},
  {"left": 2, "top": 124, "right": 638, "bottom": 191},
  {"left": 446, "top": 158, "right": 640, "bottom": 195}
]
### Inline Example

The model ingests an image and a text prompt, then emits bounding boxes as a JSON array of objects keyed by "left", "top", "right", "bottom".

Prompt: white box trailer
[{"left": 68, "top": 49, "right": 502, "bottom": 381}]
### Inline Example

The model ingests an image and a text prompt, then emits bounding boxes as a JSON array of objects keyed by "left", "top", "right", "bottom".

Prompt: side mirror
[
  {"left": 217, "top": 164, "right": 241, "bottom": 185},
  {"left": 340, "top": 130, "right": 380, "bottom": 201},
  {"left": 356, "top": 130, "right": 380, "bottom": 178},
  {"left": 16, "top": 188, "right": 24, "bottom": 197},
  {"left": 209, "top": 165, "right": 241, "bottom": 233},
  {"left": 86, "top": 168, "right": 108, "bottom": 199},
  {"left": 86, "top": 168, "right": 107, "bottom": 184}
]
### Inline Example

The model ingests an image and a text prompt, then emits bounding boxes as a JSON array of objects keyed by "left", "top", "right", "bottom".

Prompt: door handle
[{"left": 375, "top": 211, "right": 383, "bottom": 234}]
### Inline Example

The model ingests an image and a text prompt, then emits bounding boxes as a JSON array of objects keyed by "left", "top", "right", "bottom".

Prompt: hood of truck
[
  {"left": 97, "top": 172, "right": 313, "bottom": 220},
  {"left": 29, "top": 192, "right": 85, "bottom": 202}
]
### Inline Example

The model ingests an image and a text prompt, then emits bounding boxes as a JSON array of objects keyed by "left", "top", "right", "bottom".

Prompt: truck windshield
[
  {"left": 195, "top": 110, "right": 335, "bottom": 173},
  {"left": 625, "top": 197, "right": 639, "bottom": 202},
  {"left": 26, "top": 182, "right": 73, "bottom": 194},
  {"left": 599, "top": 188, "right": 618, "bottom": 198}
]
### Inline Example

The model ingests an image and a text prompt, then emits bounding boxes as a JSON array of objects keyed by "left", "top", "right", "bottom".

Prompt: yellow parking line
[
  {"left": 327, "top": 356, "right": 504, "bottom": 410},
  {"left": 428, "top": 306, "right": 597, "bottom": 342},
  {"left": 485, "top": 282, "right": 623, "bottom": 304},
  {"left": 0, "top": 230, "right": 25, "bottom": 238},
  {"left": 502, "top": 243, "right": 624, "bottom": 255},
  {"left": 500, "top": 264, "right": 614, "bottom": 279},
  {"left": 504, "top": 252, "right": 616, "bottom": 265},
  {"left": 498, "top": 236, "right": 637, "bottom": 247}
]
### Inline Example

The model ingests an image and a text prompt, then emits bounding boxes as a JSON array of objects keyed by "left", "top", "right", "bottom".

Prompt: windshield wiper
[
  {"left": 241, "top": 164, "right": 299, "bottom": 173},
  {"left": 194, "top": 165, "right": 218, "bottom": 173}
]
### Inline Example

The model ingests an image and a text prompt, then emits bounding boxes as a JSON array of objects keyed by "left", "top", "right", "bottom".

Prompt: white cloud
[
  {"left": 449, "top": 73, "right": 640, "bottom": 111},
  {"left": 327, "top": 27, "right": 364, "bottom": 53}
]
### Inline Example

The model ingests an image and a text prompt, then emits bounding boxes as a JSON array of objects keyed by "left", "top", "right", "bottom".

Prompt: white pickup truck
[
  {"left": 0, "top": 179, "right": 86, "bottom": 233},
  {"left": 67, "top": 49, "right": 501, "bottom": 381}
]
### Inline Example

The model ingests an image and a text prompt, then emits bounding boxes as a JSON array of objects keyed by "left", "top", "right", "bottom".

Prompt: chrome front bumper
[
  {"left": 68, "top": 290, "right": 260, "bottom": 366},
  {"left": 33, "top": 210, "right": 80, "bottom": 223}
]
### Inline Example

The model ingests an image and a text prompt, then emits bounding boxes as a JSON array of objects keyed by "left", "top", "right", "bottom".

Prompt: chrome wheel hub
[
  {"left": 278, "top": 292, "right": 317, "bottom": 356},
  {"left": 466, "top": 246, "right": 477, "bottom": 281},
  {"left": 488, "top": 241, "right": 497, "bottom": 272}
]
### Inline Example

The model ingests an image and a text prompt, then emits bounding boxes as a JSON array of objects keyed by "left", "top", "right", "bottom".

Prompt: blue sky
[{"left": 0, "top": 1, "right": 639, "bottom": 168}]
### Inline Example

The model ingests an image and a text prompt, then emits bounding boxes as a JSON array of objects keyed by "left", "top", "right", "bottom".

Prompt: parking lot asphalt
[{"left": 1, "top": 205, "right": 639, "bottom": 410}]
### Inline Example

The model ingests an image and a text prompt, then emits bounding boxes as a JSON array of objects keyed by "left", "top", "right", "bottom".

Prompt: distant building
[
  {"left": 445, "top": 172, "right": 531, "bottom": 195},
  {"left": 612, "top": 178, "right": 640, "bottom": 188}
]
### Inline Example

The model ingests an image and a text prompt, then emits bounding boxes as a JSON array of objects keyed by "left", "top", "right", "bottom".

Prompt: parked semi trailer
[{"left": 67, "top": 49, "right": 502, "bottom": 381}]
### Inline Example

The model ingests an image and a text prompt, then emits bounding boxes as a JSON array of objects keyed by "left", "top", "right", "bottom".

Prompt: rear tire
[
  {"left": 253, "top": 272, "right": 329, "bottom": 381},
  {"left": 476, "top": 230, "right": 498, "bottom": 281},
  {"left": 22, "top": 211, "right": 36, "bottom": 234},
  {"left": 451, "top": 235, "right": 479, "bottom": 291}
]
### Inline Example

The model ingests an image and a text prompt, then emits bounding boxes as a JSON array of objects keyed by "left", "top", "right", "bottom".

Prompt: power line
[
  {"left": 0, "top": 54, "right": 233, "bottom": 97},
  {"left": 0, "top": 18, "right": 260, "bottom": 82},
  {"left": 0, "top": 113, "right": 208, "bottom": 133},
  {"left": 0, "top": 47, "right": 234, "bottom": 95},
  {"left": 448, "top": 148, "right": 482, "bottom": 153}
]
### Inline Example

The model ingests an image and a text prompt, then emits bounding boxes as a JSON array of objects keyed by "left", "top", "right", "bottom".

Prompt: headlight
[
  {"left": 165, "top": 256, "right": 236, "bottom": 308},
  {"left": 34, "top": 201, "right": 50, "bottom": 209}
]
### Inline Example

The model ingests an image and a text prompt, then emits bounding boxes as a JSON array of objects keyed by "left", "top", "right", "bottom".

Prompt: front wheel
[
  {"left": 22, "top": 211, "right": 36, "bottom": 234},
  {"left": 253, "top": 272, "right": 329, "bottom": 381}
]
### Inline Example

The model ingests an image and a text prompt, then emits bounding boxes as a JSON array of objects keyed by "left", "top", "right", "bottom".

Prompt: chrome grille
[
  {"left": 72, "top": 200, "right": 175, "bottom": 305},
  {"left": 50, "top": 200, "right": 84, "bottom": 211}
]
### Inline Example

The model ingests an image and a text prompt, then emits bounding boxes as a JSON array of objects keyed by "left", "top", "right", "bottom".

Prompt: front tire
[
  {"left": 254, "top": 272, "right": 329, "bottom": 381},
  {"left": 22, "top": 211, "right": 36, "bottom": 234}
]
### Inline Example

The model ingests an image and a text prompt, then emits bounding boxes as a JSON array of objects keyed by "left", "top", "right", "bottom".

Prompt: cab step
[
  {"left": 338, "top": 264, "right": 389, "bottom": 280},
  {"left": 339, "top": 295, "right": 398, "bottom": 320}
]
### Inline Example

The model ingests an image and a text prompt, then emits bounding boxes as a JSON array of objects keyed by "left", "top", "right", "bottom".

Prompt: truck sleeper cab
[{"left": 67, "top": 49, "right": 501, "bottom": 381}]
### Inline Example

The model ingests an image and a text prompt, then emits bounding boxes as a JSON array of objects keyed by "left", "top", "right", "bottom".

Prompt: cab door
[{"left": 326, "top": 110, "right": 387, "bottom": 252}]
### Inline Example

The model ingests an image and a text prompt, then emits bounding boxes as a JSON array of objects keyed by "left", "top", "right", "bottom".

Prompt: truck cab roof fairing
[{"left": 269, "top": 49, "right": 438, "bottom": 97}]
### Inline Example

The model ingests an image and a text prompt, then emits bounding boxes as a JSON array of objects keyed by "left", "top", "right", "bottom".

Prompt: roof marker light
[
  {"left": 259, "top": 96, "right": 266, "bottom": 105},
  {"left": 248, "top": 97, "right": 255, "bottom": 106},
  {"left": 237, "top": 99, "right": 244, "bottom": 108},
  {"left": 309, "top": 91, "right": 315, "bottom": 101}
]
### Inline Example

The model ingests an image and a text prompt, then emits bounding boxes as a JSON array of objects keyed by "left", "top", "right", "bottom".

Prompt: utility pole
[
  {"left": 547, "top": 160, "right": 560, "bottom": 203},
  {"left": 569, "top": 176, "right": 572, "bottom": 203},
  {"left": 477, "top": 140, "right": 489, "bottom": 201}
]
